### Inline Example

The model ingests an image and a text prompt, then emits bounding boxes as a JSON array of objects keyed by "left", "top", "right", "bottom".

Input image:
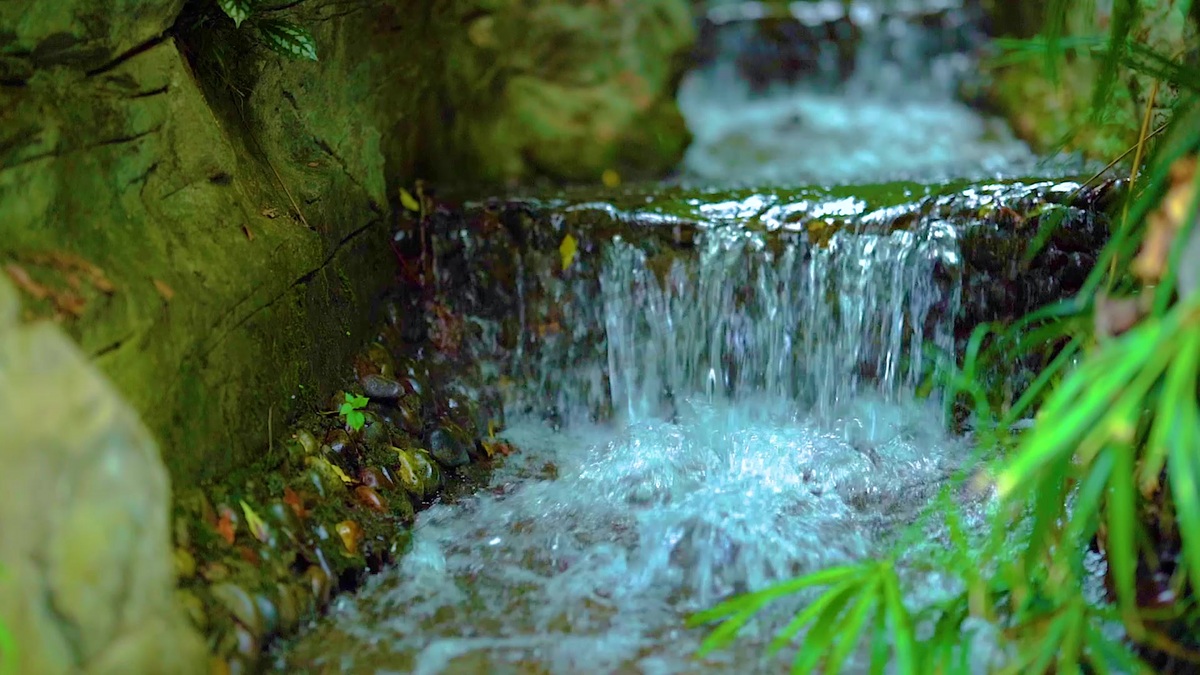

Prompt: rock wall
[{"left": 0, "top": 0, "right": 696, "bottom": 487}]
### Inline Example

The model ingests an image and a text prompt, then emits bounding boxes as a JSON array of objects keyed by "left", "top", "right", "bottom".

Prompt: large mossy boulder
[
  {"left": 0, "top": 276, "right": 206, "bottom": 675},
  {"left": 0, "top": 0, "right": 696, "bottom": 487},
  {"left": 430, "top": 0, "right": 696, "bottom": 183}
]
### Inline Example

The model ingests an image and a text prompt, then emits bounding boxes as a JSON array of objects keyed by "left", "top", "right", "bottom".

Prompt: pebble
[
  {"left": 428, "top": 426, "right": 471, "bottom": 468},
  {"left": 361, "top": 373, "right": 404, "bottom": 399}
]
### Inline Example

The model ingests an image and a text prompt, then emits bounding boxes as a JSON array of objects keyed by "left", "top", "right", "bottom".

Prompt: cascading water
[
  {"left": 602, "top": 219, "right": 961, "bottom": 423},
  {"left": 275, "top": 210, "right": 1007, "bottom": 674},
  {"left": 273, "top": 2, "right": 1115, "bottom": 672},
  {"left": 678, "top": 0, "right": 1090, "bottom": 185}
]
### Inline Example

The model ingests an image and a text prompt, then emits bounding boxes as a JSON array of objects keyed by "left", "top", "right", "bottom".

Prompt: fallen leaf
[
  {"left": 215, "top": 506, "right": 237, "bottom": 545},
  {"left": 1095, "top": 293, "right": 1152, "bottom": 339},
  {"left": 282, "top": 487, "right": 308, "bottom": 519},
  {"left": 237, "top": 546, "right": 260, "bottom": 565},
  {"left": 239, "top": 499, "right": 271, "bottom": 543},
  {"left": 399, "top": 187, "right": 421, "bottom": 212},
  {"left": 261, "top": 207, "right": 279, "bottom": 219},
  {"left": 4, "top": 264, "right": 49, "bottom": 299},
  {"left": 1133, "top": 155, "right": 1197, "bottom": 283},
  {"left": 559, "top": 233, "right": 578, "bottom": 272},
  {"left": 54, "top": 291, "right": 86, "bottom": 317},
  {"left": 154, "top": 279, "right": 175, "bottom": 301},
  {"left": 307, "top": 161, "right": 319, "bottom": 168},
  {"left": 241, "top": 224, "right": 255, "bottom": 241}
]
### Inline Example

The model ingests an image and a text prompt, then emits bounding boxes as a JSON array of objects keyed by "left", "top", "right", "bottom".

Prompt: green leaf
[
  {"left": 346, "top": 410, "right": 365, "bottom": 431},
  {"left": 791, "top": 582, "right": 861, "bottom": 674},
  {"left": 1142, "top": 330, "right": 1200, "bottom": 492},
  {"left": 822, "top": 578, "right": 881, "bottom": 675},
  {"left": 239, "top": 499, "right": 271, "bottom": 543},
  {"left": 1168, "top": 391, "right": 1200, "bottom": 599},
  {"left": 1106, "top": 444, "right": 1140, "bottom": 634},
  {"left": 256, "top": 19, "right": 318, "bottom": 61},
  {"left": 217, "top": 0, "right": 254, "bottom": 28},
  {"left": 696, "top": 598, "right": 771, "bottom": 657},
  {"left": 881, "top": 566, "right": 917, "bottom": 674},
  {"left": 1084, "top": 622, "right": 1148, "bottom": 674},
  {"left": 345, "top": 392, "right": 369, "bottom": 409},
  {"left": 767, "top": 577, "right": 860, "bottom": 656},
  {"left": 687, "top": 564, "right": 862, "bottom": 627},
  {"left": 1065, "top": 449, "right": 1116, "bottom": 547}
]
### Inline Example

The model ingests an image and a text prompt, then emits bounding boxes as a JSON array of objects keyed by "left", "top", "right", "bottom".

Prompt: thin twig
[
  {"left": 1064, "top": 121, "right": 1170, "bottom": 205},
  {"left": 264, "top": 153, "right": 311, "bottom": 230},
  {"left": 1109, "top": 79, "right": 1161, "bottom": 285}
]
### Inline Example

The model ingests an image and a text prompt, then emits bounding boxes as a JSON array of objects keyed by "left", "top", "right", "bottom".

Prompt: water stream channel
[{"left": 274, "top": 1, "right": 1110, "bottom": 672}]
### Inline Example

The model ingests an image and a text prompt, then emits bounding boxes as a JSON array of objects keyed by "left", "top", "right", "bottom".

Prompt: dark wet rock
[
  {"left": 324, "top": 429, "right": 351, "bottom": 454},
  {"left": 428, "top": 426, "right": 472, "bottom": 468},
  {"left": 394, "top": 395, "right": 425, "bottom": 436},
  {"left": 361, "top": 373, "right": 404, "bottom": 400},
  {"left": 478, "top": 385, "right": 507, "bottom": 433}
]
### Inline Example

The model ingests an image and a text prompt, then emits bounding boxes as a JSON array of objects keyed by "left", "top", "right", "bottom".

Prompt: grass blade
[
  {"left": 768, "top": 577, "right": 861, "bottom": 656},
  {"left": 687, "top": 564, "right": 863, "bottom": 627},
  {"left": 790, "top": 582, "right": 861, "bottom": 674},
  {"left": 881, "top": 565, "right": 916, "bottom": 674},
  {"left": 1106, "top": 441, "right": 1141, "bottom": 636}
]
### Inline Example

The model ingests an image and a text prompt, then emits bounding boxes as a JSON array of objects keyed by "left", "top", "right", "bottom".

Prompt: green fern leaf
[
  {"left": 257, "top": 19, "right": 318, "bottom": 61},
  {"left": 217, "top": 0, "right": 254, "bottom": 28}
]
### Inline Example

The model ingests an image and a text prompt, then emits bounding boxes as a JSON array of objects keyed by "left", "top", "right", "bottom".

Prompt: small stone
[
  {"left": 428, "top": 427, "right": 471, "bottom": 468},
  {"left": 361, "top": 373, "right": 403, "bottom": 399},
  {"left": 294, "top": 429, "right": 319, "bottom": 456},
  {"left": 210, "top": 583, "right": 262, "bottom": 637}
]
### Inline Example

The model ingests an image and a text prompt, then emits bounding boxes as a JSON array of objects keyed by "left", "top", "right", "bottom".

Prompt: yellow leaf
[
  {"left": 601, "top": 169, "right": 621, "bottom": 188},
  {"left": 327, "top": 460, "right": 353, "bottom": 484},
  {"left": 399, "top": 187, "right": 421, "bottom": 212},
  {"left": 559, "top": 233, "right": 578, "bottom": 272},
  {"left": 239, "top": 500, "right": 271, "bottom": 543},
  {"left": 390, "top": 446, "right": 421, "bottom": 493}
]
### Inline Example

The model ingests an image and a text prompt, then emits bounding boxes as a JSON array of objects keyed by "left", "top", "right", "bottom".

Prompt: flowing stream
[
  {"left": 275, "top": 1, "right": 1108, "bottom": 673},
  {"left": 278, "top": 210, "right": 1004, "bottom": 674}
]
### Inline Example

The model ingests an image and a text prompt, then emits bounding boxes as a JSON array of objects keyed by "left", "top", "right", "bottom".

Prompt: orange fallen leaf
[
  {"left": 237, "top": 546, "right": 260, "bottom": 565},
  {"left": 283, "top": 487, "right": 308, "bottom": 519},
  {"left": 154, "top": 279, "right": 175, "bottom": 302},
  {"left": 1133, "top": 155, "right": 1197, "bottom": 283},
  {"left": 54, "top": 291, "right": 86, "bottom": 318},
  {"left": 215, "top": 505, "right": 237, "bottom": 545},
  {"left": 4, "top": 263, "right": 49, "bottom": 299}
]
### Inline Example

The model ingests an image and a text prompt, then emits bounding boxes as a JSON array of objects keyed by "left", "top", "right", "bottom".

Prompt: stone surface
[
  {"left": 0, "top": 0, "right": 696, "bottom": 487},
  {"left": 0, "top": 275, "right": 206, "bottom": 675},
  {"left": 0, "top": 0, "right": 185, "bottom": 78},
  {"left": 429, "top": 0, "right": 696, "bottom": 184},
  {"left": 428, "top": 426, "right": 472, "bottom": 468},
  {"left": 0, "top": 32, "right": 396, "bottom": 486}
]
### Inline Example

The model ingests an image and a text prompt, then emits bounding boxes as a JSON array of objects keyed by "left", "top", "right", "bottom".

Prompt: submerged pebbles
[{"left": 175, "top": 299, "right": 508, "bottom": 673}]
